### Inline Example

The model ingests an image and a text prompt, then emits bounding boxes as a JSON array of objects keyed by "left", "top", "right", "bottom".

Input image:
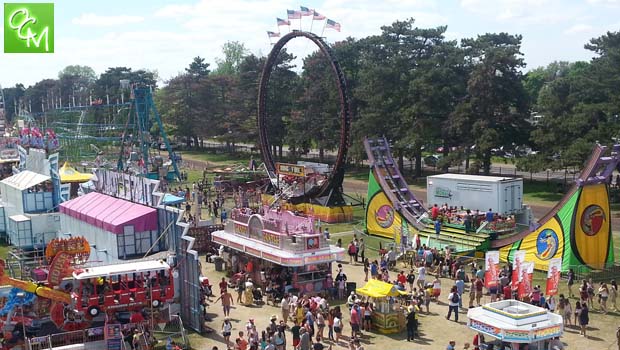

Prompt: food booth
[
  {"left": 211, "top": 206, "right": 345, "bottom": 295},
  {"left": 356, "top": 279, "right": 407, "bottom": 334},
  {"left": 467, "top": 299, "right": 564, "bottom": 350}
]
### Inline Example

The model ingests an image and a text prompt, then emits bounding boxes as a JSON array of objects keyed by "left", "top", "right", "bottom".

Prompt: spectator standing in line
[
  {"left": 486, "top": 208, "right": 494, "bottom": 222},
  {"left": 431, "top": 204, "right": 439, "bottom": 220}
]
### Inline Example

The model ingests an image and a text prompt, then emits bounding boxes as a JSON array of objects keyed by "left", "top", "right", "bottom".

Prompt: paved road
[{"left": 195, "top": 141, "right": 582, "bottom": 182}]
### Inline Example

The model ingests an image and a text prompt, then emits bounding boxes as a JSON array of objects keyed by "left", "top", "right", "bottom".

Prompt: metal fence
[{"left": 27, "top": 326, "right": 106, "bottom": 350}]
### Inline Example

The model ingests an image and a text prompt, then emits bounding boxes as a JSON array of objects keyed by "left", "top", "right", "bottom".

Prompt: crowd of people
[{"left": 430, "top": 204, "right": 515, "bottom": 234}]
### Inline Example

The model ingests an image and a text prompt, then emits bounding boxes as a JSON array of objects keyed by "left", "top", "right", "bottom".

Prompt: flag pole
[
  {"left": 309, "top": 16, "right": 314, "bottom": 34},
  {"left": 319, "top": 20, "right": 326, "bottom": 38}
]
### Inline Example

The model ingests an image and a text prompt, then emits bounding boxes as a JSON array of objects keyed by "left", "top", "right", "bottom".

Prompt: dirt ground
[
  {"left": 192, "top": 257, "right": 620, "bottom": 350},
  {"left": 180, "top": 160, "right": 619, "bottom": 349}
]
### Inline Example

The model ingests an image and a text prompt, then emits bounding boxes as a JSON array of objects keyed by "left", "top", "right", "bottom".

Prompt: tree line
[{"left": 3, "top": 19, "right": 620, "bottom": 176}]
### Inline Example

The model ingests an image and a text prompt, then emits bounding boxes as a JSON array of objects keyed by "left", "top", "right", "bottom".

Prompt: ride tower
[
  {"left": 257, "top": 31, "right": 354, "bottom": 223},
  {"left": 117, "top": 84, "right": 181, "bottom": 182}
]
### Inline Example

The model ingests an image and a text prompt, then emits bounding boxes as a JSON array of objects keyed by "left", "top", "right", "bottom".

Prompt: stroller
[{"left": 252, "top": 288, "right": 265, "bottom": 305}]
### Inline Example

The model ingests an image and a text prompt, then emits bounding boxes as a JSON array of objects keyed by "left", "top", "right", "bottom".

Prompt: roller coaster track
[
  {"left": 364, "top": 136, "right": 428, "bottom": 231},
  {"left": 490, "top": 143, "right": 620, "bottom": 248}
]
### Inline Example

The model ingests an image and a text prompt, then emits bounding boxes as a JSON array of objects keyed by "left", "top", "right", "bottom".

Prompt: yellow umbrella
[
  {"left": 356, "top": 279, "right": 408, "bottom": 298},
  {"left": 59, "top": 162, "right": 93, "bottom": 183}
]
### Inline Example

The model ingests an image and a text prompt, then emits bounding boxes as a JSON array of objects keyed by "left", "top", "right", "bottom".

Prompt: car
[{"left": 423, "top": 155, "right": 442, "bottom": 167}]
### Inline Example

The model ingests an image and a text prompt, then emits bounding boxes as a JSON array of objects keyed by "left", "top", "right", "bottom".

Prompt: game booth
[
  {"left": 211, "top": 206, "right": 345, "bottom": 296},
  {"left": 467, "top": 300, "right": 564, "bottom": 350},
  {"left": 59, "top": 162, "right": 93, "bottom": 198},
  {"left": 356, "top": 279, "right": 407, "bottom": 334}
]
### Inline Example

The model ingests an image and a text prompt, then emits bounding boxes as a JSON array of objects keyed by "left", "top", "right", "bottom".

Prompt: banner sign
[
  {"left": 545, "top": 258, "right": 562, "bottom": 296},
  {"left": 276, "top": 162, "right": 305, "bottom": 177},
  {"left": 484, "top": 251, "right": 500, "bottom": 289},
  {"left": 511, "top": 250, "right": 526, "bottom": 288},
  {"left": 517, "top": 261, "right": 534, "bottom": 299}
]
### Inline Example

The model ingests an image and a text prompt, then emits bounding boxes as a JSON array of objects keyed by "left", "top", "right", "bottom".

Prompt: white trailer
[{"left": 426, "top": 174, "right": 523, "bottom": 215}]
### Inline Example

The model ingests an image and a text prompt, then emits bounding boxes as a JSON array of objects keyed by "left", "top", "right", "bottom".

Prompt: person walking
[
  {"left": 574, "top": 301, "right": 582, "bottom": 326},
  {"left": 598, "top": 283, "right": 609, "bottom": 314},
  {"left": 406, "top": 305, "right": 418, "bottom": 341},
  {"left": 358, "top": 238, "right": 366, "bottom": 263},
  {"left": 447, "top": 286, "right": 460, "bottom": 322},
  {"left": 333, "top": 313, "right": 343, "bottom": 344},
  {"left": 455, "top": 277, "right": 465, "bottom": 309},
  {"left": 222, "top": 317, "right": 233, "bottom": 349},
  {"left": 417, "top": 265, "right": 427, "bottom": 290},
  {"left": 468, "top": 279, "right": 476, "bottom": 308},
  {"left": 281, "top": 294, "right": 290, "bottom": 324},
  {"left": 579, "top": 302, "right": 589, "bottom": 338},
  {"left": 215, "top": 290, "right": 234, "bottom": 317},
  {"left": 563, "top": 298, "right": 572, "bottom": 327},
  {"left": 610, "top": 280, "right": 618, "bottom": 311},
  {"left": 299, "top": 328, "right": 311, "bottom": 350},
  {"left": 407, "top": 270, "right": 416, "bottom": 292},
  {"left": 350, "top": 302, "right": 361, "bottom": 339},
  {"left": 567, "top": 269, "right": 575, "bottom": 298}
]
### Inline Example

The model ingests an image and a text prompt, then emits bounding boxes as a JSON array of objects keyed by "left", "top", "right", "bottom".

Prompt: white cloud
[
  {"left": 153, "top": 4, "right": 194, "bottom": 18},
  {"left": 586, "top": 0, "right": 619, "bottom": 5},
  {"left": 459, "top": 0, "right": 575, "bottom": 24},
  {"left": 72, "top": 13, "right": 144, "bottom": 26},
  {"left": 564, "top": 23, "right": 594, "bottom": 34}
]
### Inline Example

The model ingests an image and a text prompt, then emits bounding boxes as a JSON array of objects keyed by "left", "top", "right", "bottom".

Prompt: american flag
[
  {"left": 277, "top": 17, "right": 290, "bottom": 26},
  {"left": 300, "top": 6, "right": 313, "bottom": 16},
  {"left": 267, "top": 31, "right": 280, "bottom": 38},
  {"left": 287, "top": 9, "right": 301, "bottom": 19},
  {"left": 326, "top": 19, "right": 341, "bottom": 32},
  {"left": 313, "top": 10, "right": 326, "bottom": 20}
]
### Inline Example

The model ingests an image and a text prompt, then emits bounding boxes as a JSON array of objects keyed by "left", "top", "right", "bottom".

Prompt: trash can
[
  {"left": 346, "top": 282, "right": 357, "bottom": 296},
  {"left": 214, "top": 257, "right": 225, "bottom": 272}
]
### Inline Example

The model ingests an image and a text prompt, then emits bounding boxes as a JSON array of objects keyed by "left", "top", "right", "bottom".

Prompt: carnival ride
[
  {"left": 28, "top": 85, "right": 181, "bottom": 182},
  {"left": 117, "top": 87, "right": 181, "bottom": 182},
  {"left": 364, "top": 136, "right": 617, "bottom": 272},
  {"left": 257, "top": 31, "right": 352, "bottom": 217},
  {"left": 0, "top": 255, "right": 174, "bottom": 333}
]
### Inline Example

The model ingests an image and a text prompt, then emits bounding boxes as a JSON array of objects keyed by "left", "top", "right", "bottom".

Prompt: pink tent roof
[{"left": 59, "top": 192, "right": 157, "bottom": 234}]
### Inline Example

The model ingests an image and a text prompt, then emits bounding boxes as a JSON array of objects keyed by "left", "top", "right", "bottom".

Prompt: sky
[{"left": 0, "top": 0, "right": 619, "bottom": 87}]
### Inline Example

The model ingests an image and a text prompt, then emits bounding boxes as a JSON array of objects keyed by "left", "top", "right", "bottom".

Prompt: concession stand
[
  {"left": 211, "top": 206, "right": 345, "bottom": 294},
  {"left": 356, "top": 279, "right": 407, "bottom": 334},
  {"left": 467, "top": 299, "right": 564, "bottom": 350}
]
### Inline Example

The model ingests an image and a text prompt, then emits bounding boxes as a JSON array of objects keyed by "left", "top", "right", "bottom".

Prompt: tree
[
  {"left": 528, "top": 31, "right": 620, "bottom": 168},
  {"left": 214, "top": 41, "right": 249, "bottom": 75},
  {"left": 94, "top": 67, "right": 158, "bottom": 104},
  {"left": 456, "top": 33, "right": 530, "bottom": 174},
  {"left": 2, "top": 84, "right": 25, "bottom": 121},
  {"left": 58, "top": 65, "right": 96, "bottom": 107},
  {"left": 185, "top": 56, "right": 210, "bottom": 78},
  {"left": 355, "top": 19, "right": 464, "bottom": 176}
]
